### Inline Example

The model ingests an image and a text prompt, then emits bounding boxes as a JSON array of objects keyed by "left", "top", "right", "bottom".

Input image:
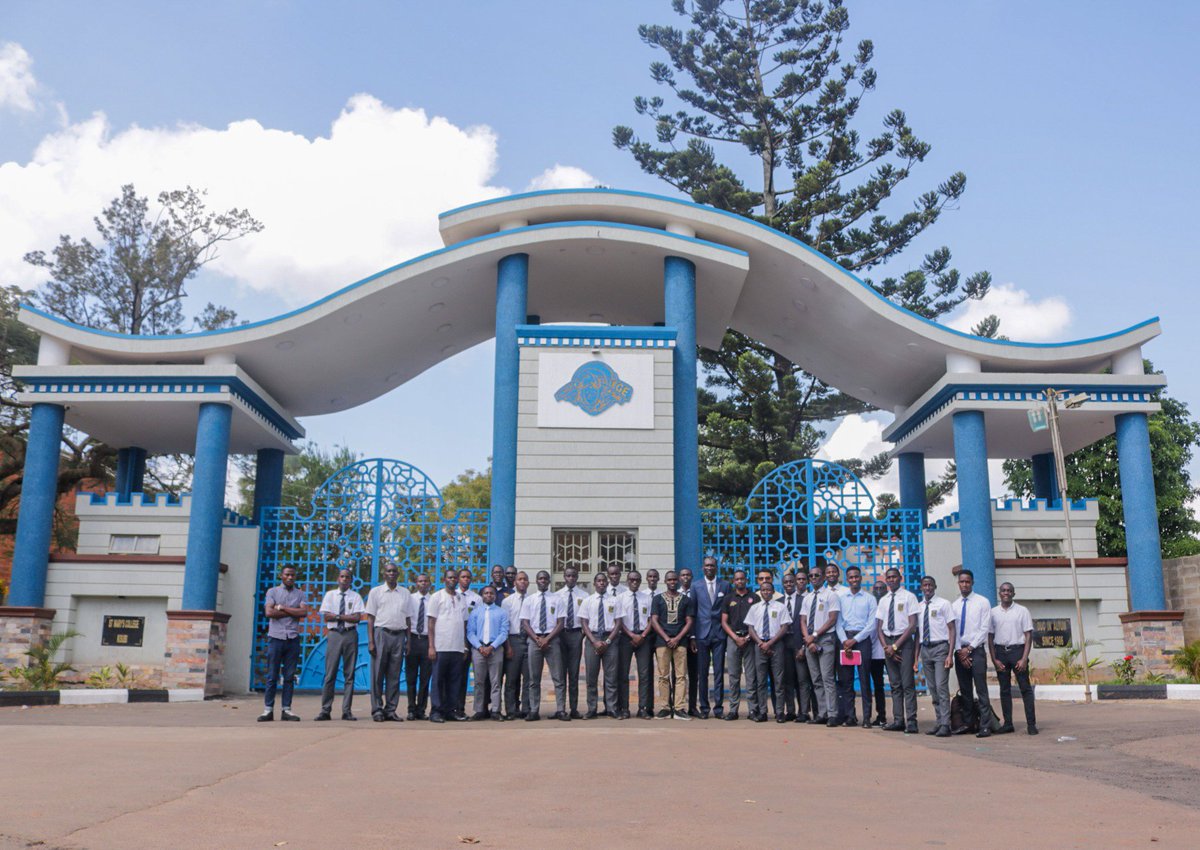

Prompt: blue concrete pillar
[
  {"left": 251, "top": 448, "right": 285, "bottom": 525},
  {"left": 665, "top": 255, "right": 701, "bottom": 571},
  {"left": 952, "top": 410, "right": 997, "bottom": 602},
  {"left": 8, "top": 403, "right": 65, "bottom": 607},
  {"left": 1031, "top": 452, "right": 1058, "bottom": 504},
  {"left": 488, "top": 253, "right": 528, "bottom": 566},
  {"left": 182, "top": 403, "right": 232, "bottom": 611},
  {"left": 897, "top": 451, "right": 927, "bottom": 528},
  {"left": 115, "top": 446, "right": 147, "bottom": 502},
  {"left": 1115, "top": 412, "right": 1166, "bottom": 610}
]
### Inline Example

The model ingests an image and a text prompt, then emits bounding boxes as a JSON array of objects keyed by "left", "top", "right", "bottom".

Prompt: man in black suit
[{"left": 690, "top": 556, "right": 732, "bottom": 719}]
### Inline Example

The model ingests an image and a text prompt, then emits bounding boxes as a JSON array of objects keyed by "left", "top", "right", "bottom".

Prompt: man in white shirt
[
  {"left": 915, "top": 575, "right": 957, "bottom": 738},
  {"left": 875, "top": 567, "right": 920, "bottom": 733},
  {"left": 405, "top": 573, "right": 434, "bottom": 720},
  {"left": 801, "top": 565, "right": 841, "bottom": 726},
  {"left": 315, "top": 568, "right": 366, "bottom": 722},
  {"left": 620, "top": 570, "right": 656, "bottom": 719},
  {"left": 988, "top": 581, "right": 1038, "bottom": 735},
  {"left": 426, "top": 570, "right": 468, "bottom": 723},
  {"left": 521, "top": 570, "right": 568, "bottom": 721},
  {"left": 365, "top": 562, "right": 412, "bottom": 722},
  {"left": 456, "top": 569, "right": 483, "bottom": 717},
  {"left": 501, "top": 571, "right": 531, "bottom": 719},
  {"left": 646, "top": 569, "right": 662, "bottom": 596},
  {"left": 557, "top": 566, "right": 589, "bottom": 719},
  {"left": 580, "top": 573, "right": 622, "bottom": 718},
  {"left": 748, "top": 571, "right": 791, "bottom": 723},
  {"left": 952, "top": 569, "right": 997, "bottom": 738}
]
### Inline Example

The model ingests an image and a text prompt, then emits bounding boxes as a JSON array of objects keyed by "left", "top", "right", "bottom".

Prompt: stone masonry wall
[
  {"left": 1163, "top": 555, "right": 1200, "bottom": 644},
  {"left": 162, "top": 614, "right": 228, "bottom": 696},
  {"left": 0, "top": 611, "right": 54, "bottom": 670},
  {"left": 1121, "top": 616, "right": 1186, "bottom": 675}
]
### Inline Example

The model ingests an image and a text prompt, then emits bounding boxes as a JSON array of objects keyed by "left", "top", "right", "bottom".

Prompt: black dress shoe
[
  {"left": 827, "top": 719, "right": 840, "bottom": 728},
  {"left": 776, "top": 714, "right": 787, "bottom": 723},
  {"left": 281, "top": 710, "right": 301, "bottom": 722},
  {"left": 584, "top": 710, "right": 598, "bottom": 719},
  {"left": 783, "top": 712, "right": 796, "bottom": 722},
  {"left": 754, "top": 714, "right": 767, "bottom": 723},
  {"left": 372, "top": 714, "right": 385, "bottom": 722},
  {"left": 406, "top": 711, "right": 417, "bottom": 721},
  {"left": 699, "top": 710, "right": 710, "bottom": 720},
  {"left": 429, "top": 714, "right": 445, "bottom": 723},
  {"left": 470, "top": 712, "right": 488, "bottom": 721},
  {"left": 570, "top": 710, "right": 582, "bottom": 720},
  {"left": 655, "top": 709, "right": 671, "bottom": 718},
  {"left": 794, "top": 716, "right": 809, "bottom": 724},
  {"left": 257, "top": 711, "right": 274, "bottom": 722},
  {"left": 925, "top": 727, "right": 939, "bottom": 735},
  {"left": 554, "top": 711, "right": 570, "bottom": 721},
  {"left": 621, "top": 710, "right": 632, "bottom": 720},
  {"left": 342, "top": 713, "right": 357, "bottom": 721},
  {"left": 525, "top": 714, "right": 540, "bottom": 721},
  {"left": 814, "top": 715, "right": 828, "bottom": 724},
  {"left": 713, "top": 707, "right": 725, "bottom": 719},
  {"left": 996, "top": 723, "right": 1015, "bottom": 734},
  {"left": 384, "top": 712, "right": 403, "bottom": 722},
  {"left": 451, "top": 712, "right": 468, "bottom": 722},
  {"left": 935, "top": 726, "right": 951, "bottom": 738},
  {"left": 883, "top": 722, "right": 905, "bottom": 732},
  {"left": 861, "top": 718, "right": 872, "bottom": 728},
  {"left": 313, "top": 713, "right": 331, "bottom": 722},
  {"left": 905, "top": 724, "right": 919, "bottom": 734},
  {"left": 843, "top": 716, "right": 858, "bottom": 727},
  {"left": 976, "top": 728, "right": 992, "bottom": 738},
  {"left": 1027, "top": 725, "right": 1039, "bottom": 736},
  {"left": 872, "top": 717, "right": 888, "bottom": 727},
  {"left": 689, "top": 710, "right": 703, "bottom": 719},
  {"left": 950, "top": 726, "right": 972, "bottom": 736},
  {"left": 725, "top": 712, "right": 739, "bottom": 721}
]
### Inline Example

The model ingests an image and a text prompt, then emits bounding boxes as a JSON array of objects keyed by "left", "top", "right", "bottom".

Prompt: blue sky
[{"left": 3, "top": 1, "right": 1198, "bottom": 509}]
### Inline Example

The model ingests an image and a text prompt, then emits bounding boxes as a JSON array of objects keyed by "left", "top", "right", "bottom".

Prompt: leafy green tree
[
  {"left": 1003, "top": 378, "right": 1200, "bottom": 559},
  {"left": 614, "top": 0, "right": 994, "bottom": 505},
  {"left": 236, "top": 442, "right": 361, "bottom": 515},
  {"left": 442, "top": 464, "right": 492, "bottom": 514}
]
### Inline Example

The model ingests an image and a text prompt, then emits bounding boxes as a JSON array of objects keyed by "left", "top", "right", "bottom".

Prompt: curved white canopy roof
[{"left": 20, "top": 188, "right": 1159, "bottom": 422}]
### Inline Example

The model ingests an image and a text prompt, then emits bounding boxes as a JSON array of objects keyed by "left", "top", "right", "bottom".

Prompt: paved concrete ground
[{"left": 1, "top": 694, "right": 1198, "bottom": 849}]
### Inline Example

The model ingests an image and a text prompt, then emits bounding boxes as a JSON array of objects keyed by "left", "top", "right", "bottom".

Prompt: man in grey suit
[{"left": 691, "top": 556, "right": 732, "bottom": 719}]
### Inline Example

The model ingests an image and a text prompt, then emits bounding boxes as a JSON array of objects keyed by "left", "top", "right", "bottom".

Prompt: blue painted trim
[
  {"left": 488, "top": 254, "right": 527, "bottom": 567},
  {"left": 182, "top": 402, "right": 232, "bottom": 611},
  {"left": 1031, "top": 452, "right": 1058, "bottom": 504},
  {"left": 23, "top": 374, "right": 301, "bottom": 442},
  {"left": 928, "top": 497, "right": 1096, "bottom": 532},
  {"left": 16, "top": 220, "right": 744, "bottom": 342},
  {"left": 252, "top": 448, "right": 285, "bottom": 526},
  {"left": 87, "top": 490, "right": 186, "bottom": 507},
  {"left": 889, "top": 383, "right": 1157, "bottom": 445},
  {"left": 115, "top": 447, "right": 146, "bottom": 501},
  {"left": 953, "top": 411, "right": 997, "bottom": 602},
  {"left": 515, "top": 324, "right": 678, "bottom": 342},
  {"left": 897, "top": 452, "right": 927, "bottom": 528},
  {"left": 8, "top": 403, "right": 65, "bottom": 607},
  {"left": 665, "top": 255, "right": 701, "bottom": 571},
  {"left": 1115, "top": 412, "right": 1166, "bottom": 610},
  {"left": 437, "top": 188, "right": 1159, "bottom": 349}
]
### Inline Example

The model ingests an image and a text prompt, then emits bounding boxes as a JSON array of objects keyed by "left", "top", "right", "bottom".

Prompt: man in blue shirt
[
  {"left": 835, "top": 565, "right": 878, "bottom": 727},
  {"left": 467, "top": 584, "right": 509, "bottom": 720}
]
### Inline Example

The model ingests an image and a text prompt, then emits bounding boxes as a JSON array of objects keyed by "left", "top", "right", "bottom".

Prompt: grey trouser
[
  {"left": 884, "top": 635, "right": 918, "bottom": 725},
  {"left": 753, "top": 644, "right": 784, "bottom": 717},
  {"left": 584, "top": 638, "right": 619, "bottom": 714},
  {"left": 725, "top": 635, "right": 757, "bottom": 716},
  {"left": 806, "top": 634, "right": 837, "bottom": 718},
  {"left": 320, "top": 627, "right": 359, "bottom": 716},
  {"left": 526, "top": 634, "right": 565, "bottom": 716},
  {"left": 471, "top": 647, "right": 504, "bottom": 716},
  {"left": 630, "top": 636, "right": 655, "bottom": 712},
  {"left": 370, "top": 627, "right": 406, "bottom": 717},
  {"left": 503, "top": 631, "right": 529, "bottom": 716},
  {"left": 560, "top": 629, "right": 584, "bottom": 712},
  {"left": 920, "top": 640, "right": 951, "bottom": 729}
]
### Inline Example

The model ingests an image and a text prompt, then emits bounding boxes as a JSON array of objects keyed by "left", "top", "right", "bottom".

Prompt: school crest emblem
[{"left": 554, "top": 361, "right": 633, "bottom": 416}]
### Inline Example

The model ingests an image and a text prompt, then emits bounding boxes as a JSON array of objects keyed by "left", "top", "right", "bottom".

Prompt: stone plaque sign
[
  {"left": 101, "top": 615, "right": 146, "bottom": 647},
  {"left": 1032, "top": 617, "right": 1071, "bottom": 649}
]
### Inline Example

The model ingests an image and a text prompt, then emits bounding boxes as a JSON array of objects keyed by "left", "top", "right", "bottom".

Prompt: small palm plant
[
  {"left": 1050, "top": 641, "right": 1103, "bottom": 683},
  {"left": 1171, "top": 641, "right": 1200, "bottom": 683},
  {"left": 6, "top": 631, "right": 80, "bottom": 690},
  {"left": 86, "top": 666, "right": 116, "bottom": 688}
]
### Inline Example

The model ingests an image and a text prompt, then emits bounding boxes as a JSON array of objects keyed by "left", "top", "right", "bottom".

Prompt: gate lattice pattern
[
  {"left": 251, "top": 458, "right": 489, "bottom": 690},
  {"left": 701, "top": 459, "right": 924, "bottom": 594}
]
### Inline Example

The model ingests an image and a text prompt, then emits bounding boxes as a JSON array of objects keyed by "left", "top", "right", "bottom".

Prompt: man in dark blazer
[{"left": 690, "top": 556, "right": 733, "bottom": 719}]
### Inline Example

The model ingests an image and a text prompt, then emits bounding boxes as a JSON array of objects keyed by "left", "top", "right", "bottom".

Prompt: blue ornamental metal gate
[
  {"left": 701, "top": 459, "right": 924, "bottom": 594},
  {"left": 251, "top": 458, "right": 490, "bottom": 691}
]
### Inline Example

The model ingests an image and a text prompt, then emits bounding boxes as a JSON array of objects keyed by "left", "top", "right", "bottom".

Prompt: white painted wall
[
  {"left": 515, "top": 345, "right": 675, "bottom": 580},
  {"left": 220, "top": 526, "right": 261, "bottom": 694}
]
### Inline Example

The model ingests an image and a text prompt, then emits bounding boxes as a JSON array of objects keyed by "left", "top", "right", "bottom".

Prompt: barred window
[
  {"left": 552, "top": 528, "right": 637, "bottom": 577},
  {"left": 1015, "top": 539, "right": 1064, "bottom": 558}
]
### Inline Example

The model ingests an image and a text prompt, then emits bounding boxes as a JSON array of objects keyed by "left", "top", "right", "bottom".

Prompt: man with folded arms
[
  {"left": 315, "top": 568, "right": 365, "bottom": 722},
  {"left": 366, "top": 562, "right": 411, "bottom": 723},
  {"left": 619, "top": 570, "right": 656, "bottom": 719},
  {"left": 467, "top": 584, "right": 508, "bottom": 720},
  {"left": 915, "top": 575, "right": 956, "bottom": 738},
  {"left": 580, "top": 572, "right": 622, "bottom": 718},
  {"left": 260, "top": 566, "right": 308, "bottom": 723}
]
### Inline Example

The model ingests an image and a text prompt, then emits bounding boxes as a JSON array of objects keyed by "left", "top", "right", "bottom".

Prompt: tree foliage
[
  {"left": 614, "top": 0, "right": 993, "bottom": 505},
  {"left": 236, "top": 442, "right": 361, "bottom": 516},
  {"left": 442, "top": 464, "right": 492, "bottom": 514},
  {"left": 1003, "top": 370, "right": 1200, "bottom": 559}
]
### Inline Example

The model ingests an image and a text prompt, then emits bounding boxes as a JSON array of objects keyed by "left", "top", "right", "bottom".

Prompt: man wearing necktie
[
  {"left": 779, "top": 570, "right": 802, "bottom": 721},
  {"left": 581, "top": 573, "right": 622, "bottom": 718},
  {"left": 557, "top": 567, "right": 589, "bottom": 719},
  {"left": 916, "top": 575, "right": 956, "bottom": 738},
  {"left": 519, "top": 570, "right": 568, "bottom": 721},
  {"left": 467, "top": 584, "right": 509, "bottom": 720},
  {"left": 315, "top": 568, "right": 366, "bottom": 721},
  {"left": 405, "top": 573, "right": 434, "bottom": 720},
  {"left": 747, "top": 573, "right": 791, "bottom": 722},
  {"left": 620, "top": 570, "right": 656, "bottom": 719},
  {"left": 952, "top": 569, "right": 997, "bottom": 738},
  {"left": 801, "top": 565, "right": 842, "bottom": 726},
  {"left": 874, "top": 568, "right": 920, "bottom": 733},
  {"left": 691, "top": 556, "right": 732, "bottom": 720}
]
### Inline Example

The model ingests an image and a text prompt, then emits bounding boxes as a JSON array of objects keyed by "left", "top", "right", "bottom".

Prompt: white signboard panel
[{"left": 537, "top": 351, "right": 656, "bottom": 429}]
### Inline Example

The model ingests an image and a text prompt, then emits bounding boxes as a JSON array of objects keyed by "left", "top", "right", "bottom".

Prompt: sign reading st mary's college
[
  {"left": 537, "top": 352, "right": 655, "bottom": 429},
  {"left": 101, "top": 615, "right": 146, "bottom": 647}
]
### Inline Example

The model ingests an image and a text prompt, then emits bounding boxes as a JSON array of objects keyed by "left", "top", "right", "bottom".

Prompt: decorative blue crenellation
[
  {"left": 927, "top": 497, "right": 1097, "bottom": 531},
  {"left": 516, "top": 324, "right": 677, "bottom": 349},
  {"left": 80, "top": 492, "right": 254, "bottom": 527}
]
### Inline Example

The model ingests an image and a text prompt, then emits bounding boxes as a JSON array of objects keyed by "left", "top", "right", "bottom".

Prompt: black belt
[
  {"left": 565, "top": 627, "right": 582, "bottom": 632},
  {"left": 998, "top": 643, "right": 1024, "bottom": 650},
  {"left": 732, "top": 629, "right": 749, "bottom": 638},
  {"left": 378, "top": 627, "right": 407, "bottom": 635},
  {"left": 921, "top": 639, "right": 949, "bottom": 646}
]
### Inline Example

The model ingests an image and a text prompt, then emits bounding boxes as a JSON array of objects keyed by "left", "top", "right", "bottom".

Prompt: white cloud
[
  {"left": 0, "top": 90, "right": 598, "bottom": 304},
  {"left": 524, "top": 163, "right": 599, "bottom": 192},
  {"left": 0, "top": 42, "right": 37, "bottom": 112},
  {"left": 946, "top": 282, "right": 1071, "bottom": 342}
]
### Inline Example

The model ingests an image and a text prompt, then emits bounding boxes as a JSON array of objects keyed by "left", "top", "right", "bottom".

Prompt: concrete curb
[
  {"left": 0, "top": 688, "right": 206, "bottom": 707},
  {"left": 1031, "top": 683, "right": 1200, "bottom": 701}
]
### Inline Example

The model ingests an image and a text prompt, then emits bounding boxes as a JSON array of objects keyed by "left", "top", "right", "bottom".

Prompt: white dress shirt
[
  {"left": 955, "top": 591, "right": 993, "bottom": 649},
  {"left": 501, "top": 591, "right": 527, "bottom": 635},
  {"left": 619, "top": 589, "right": 654, "bottom": 634},
  {"left": 802, "top": 585, "right": 841, "bottom": 637},
  {"left": 557, "top": 585, "right": 589, "bottom": 629},
  {"left": 746, "top": 598, "right": 791, "bottom": 641},
  {"left": 364, "top": 583, "right": 412, "bottom": 630},
  {"left": 427, "top": 588, "right": 466, "bottom": 652},
  {"left": 408, "top": 590, "right": 433, "bottom": 636},
  {"left": 520, "top": 590, "right": 564, "bottom": 635},
  {"left": 990, "top": 602, "right": 1034, "bottom": 646},
  {"left": 916, "top": 596, "right": 956, "bottom": 644},
  {"left": 579, "top": 593, "right": 621, "bottom": 636},
  {"left": 319, "top": 588, "right": 365, "bottom": 631},
  {"left": 875, "top": 588, "right": 920, "bottom": 638},
  {"left": 461, "top": 588, "right": 483, "bottom": 620}
]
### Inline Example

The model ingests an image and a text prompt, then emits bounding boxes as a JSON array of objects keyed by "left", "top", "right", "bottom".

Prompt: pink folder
[{"left": 840, "top": 650, "right": 862, "bottom": 666}]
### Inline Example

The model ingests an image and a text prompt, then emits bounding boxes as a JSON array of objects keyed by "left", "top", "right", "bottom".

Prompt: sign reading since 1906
[
  {"left": 101, "top": 615, "right": 145, "bottom": 647},
  {"left": 1032, "top": 617, "right": 1072, "bottom": 649}
]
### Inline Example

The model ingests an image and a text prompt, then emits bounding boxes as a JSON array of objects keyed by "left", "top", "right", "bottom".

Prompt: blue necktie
[
  {"left": 960, "top": 598, "right": 968, "bottom": 647},
  {"left": 539, "top": 594, "right": 548, "bottom": 632}
]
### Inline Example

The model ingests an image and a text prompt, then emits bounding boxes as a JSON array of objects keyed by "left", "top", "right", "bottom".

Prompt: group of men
[{"left": 259, "top": 556, "right": 1038, "bottom": 737}]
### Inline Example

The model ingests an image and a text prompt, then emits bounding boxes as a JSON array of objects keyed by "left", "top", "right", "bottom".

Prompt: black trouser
[
  {"left": 695, "top": 635, "right": 726, "bottom": 713},
  {"left": 433, "top": 651, "right": 465, "bottom": 718},
  {"left": 456, "top": 651, "right": 471, "bottom": 714},
  {"left": 503, "top": 632, "right": 529, "bottom": 716},
  {"left": 994, "top": 643, "right": 1036, "bottom": 728},
  {"left": 405, "top": 633, "right": 432, "bottom": 716},
  {"left": 630, "top": 636, "right": 655, "bottom": 713},
  {"left": 870, "top": 658, "right": 887, "bottom": 720},
  {"left": 561, "top": 629, "right": 584, "bottom": 713},
  {"left": 954, "top": 644, "right": 995, "bottom": 730},
  {"left": 614, "top": 633, "right": 632, "bottom": 712},
  {"left": 837, "top": 639, "right": 873, "bottom": 721}
]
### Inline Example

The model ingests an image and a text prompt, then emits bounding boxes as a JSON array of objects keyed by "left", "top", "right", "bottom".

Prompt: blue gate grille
[
  {"left": 701, "top": 459, "right": 924, "bottom": 594},
  {"left": 251, "top": 458, "right": 490, "bottom": 691}
]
